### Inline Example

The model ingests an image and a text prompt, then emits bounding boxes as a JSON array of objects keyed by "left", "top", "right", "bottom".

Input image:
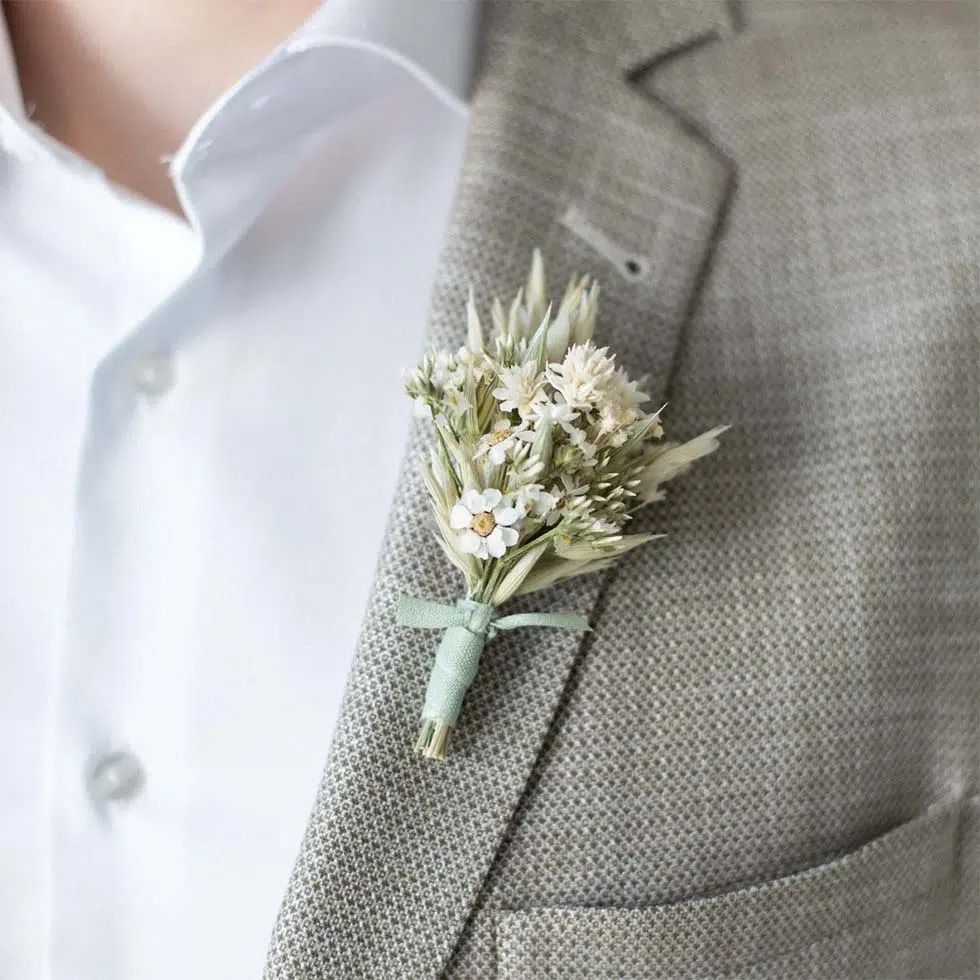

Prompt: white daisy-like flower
[
  {"left": 514, "top": 483, "right": 559, "bottom": 521},
  {"left": 450, "top": 489, "right": 522, "bottom": 559},
  {"left": 475, "top": 420, "right": 534, "bottom": 465},
  {"left": 492, "top": 362, "right": 541, "bottom": 418},
  {"left": 442, "top": 386, "right": 471, "bottom": 417}
]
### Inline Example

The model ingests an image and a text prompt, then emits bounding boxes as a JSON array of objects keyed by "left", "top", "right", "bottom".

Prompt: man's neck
[{"left": 3, "top": 0, "right": 322, "bottom": 215}]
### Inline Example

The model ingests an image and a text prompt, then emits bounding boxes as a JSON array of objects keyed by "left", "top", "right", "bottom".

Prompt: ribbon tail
[{"left": 493, "top": 611, "right": 591, "bottom": 633}]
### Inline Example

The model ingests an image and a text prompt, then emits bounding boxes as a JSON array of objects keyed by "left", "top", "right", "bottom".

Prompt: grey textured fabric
[
  {"left": 265, "top": 3, "right": 979, "bottom": 978},
  {"left": 494, "top": 794, "right": 977, "bottom": 978}
]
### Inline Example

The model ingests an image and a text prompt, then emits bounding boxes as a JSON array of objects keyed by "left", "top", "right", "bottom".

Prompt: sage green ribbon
[{"left": 397, "top": 596, "right": 591, "bottom": 732}]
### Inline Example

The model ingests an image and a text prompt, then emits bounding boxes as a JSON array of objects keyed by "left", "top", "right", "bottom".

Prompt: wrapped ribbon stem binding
[
  {"left": 402, "top": 251, "right": 728, "bottom": 760},
  {"left": 398, "top": 597, "right": 590, "bottom": 759}
]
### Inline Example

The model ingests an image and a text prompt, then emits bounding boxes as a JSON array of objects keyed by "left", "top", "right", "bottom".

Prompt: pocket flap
[{"left": 496, "top": 791, "right": 974, "bottom": 978}]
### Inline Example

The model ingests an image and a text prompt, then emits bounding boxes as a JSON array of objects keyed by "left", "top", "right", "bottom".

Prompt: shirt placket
[{"left": 35, "top": 166, "right": 203, "bottom": 980}]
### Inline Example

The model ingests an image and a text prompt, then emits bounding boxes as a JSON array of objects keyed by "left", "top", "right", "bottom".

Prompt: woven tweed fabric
[{"left": 265, "top": 3, "right": 979, "bottom": 978}]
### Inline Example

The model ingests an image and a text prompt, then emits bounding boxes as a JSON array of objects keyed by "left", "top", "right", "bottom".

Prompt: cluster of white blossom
[{"left": 405, "top": 251, "right": 726, "bottom": 605}]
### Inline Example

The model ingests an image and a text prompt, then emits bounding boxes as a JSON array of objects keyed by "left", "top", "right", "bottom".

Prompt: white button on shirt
[
  {"left": 130, "top": 351, "right": 178, "bottom": 397},
  {"left": 0, "top": 1, "right": 476, "bottom": 977}
]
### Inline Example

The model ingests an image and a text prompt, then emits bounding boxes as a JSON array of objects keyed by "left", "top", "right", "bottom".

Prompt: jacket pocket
[{"left": 495, "top": 790, "right": 977, "bottom": 979}]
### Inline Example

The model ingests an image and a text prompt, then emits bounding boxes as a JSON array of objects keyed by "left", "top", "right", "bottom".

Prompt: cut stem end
[{"left": 415, "top": 719, "right": 453, "bottom": 761}]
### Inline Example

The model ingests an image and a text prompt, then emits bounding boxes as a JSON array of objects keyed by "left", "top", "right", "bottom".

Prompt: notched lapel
[{"left": 265, "top": 5, "right": 738, "bottom": 978}]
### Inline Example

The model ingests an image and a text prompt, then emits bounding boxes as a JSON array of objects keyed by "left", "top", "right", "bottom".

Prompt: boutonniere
[{"left": 400, "top": 252, "right": 727, "bottom": 760}]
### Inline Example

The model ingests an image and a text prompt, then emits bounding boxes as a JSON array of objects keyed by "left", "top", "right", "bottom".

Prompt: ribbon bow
[{"left": 397, "top": 595, "right": 590, "bottom": 760}]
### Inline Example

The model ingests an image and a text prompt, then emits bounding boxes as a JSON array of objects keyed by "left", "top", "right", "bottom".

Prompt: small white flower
[
  {"left": 450, "top": 489, "right": 522, "bottom": 559},
  {"left": 546, "top": 343, "right": 616, "bottom": 413},
  {"left": 493, "top": 362, "right": 541, "bottom": 418},
  {"left": 567, "top": 425, "right": 598, "bottom": 464},
  {"left": 528, "top": 393, "right": 578, "bottom": 433},
  {"left": 594, "top": 366, "right": 649, "bottom": 439},
  {"left": 606, "top": 365, "right": 648, "bottom": 413},
  {"left": 475, "top": 420, "right": 534, "bottom": 465},
  {"left": 455, "top": 345, "right": 492, "bottom": 381},
  {"left": 515, "top": 483, "right": 559, "bottom": 521},
  {"left": 442, "top": 386, "right": 472, "bottom": 417},
  {"left": 589, "top": 517, "right": 621, "bottom": 537}
]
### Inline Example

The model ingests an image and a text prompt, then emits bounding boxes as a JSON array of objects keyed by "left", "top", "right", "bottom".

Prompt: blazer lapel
[{"left": 266, "top": 4, "right": 737, "bottom": 977}]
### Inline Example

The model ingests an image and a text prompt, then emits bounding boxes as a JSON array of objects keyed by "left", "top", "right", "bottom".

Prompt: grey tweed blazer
[{"left": 265, "top": 3, "right": 979, "bottom": 977}]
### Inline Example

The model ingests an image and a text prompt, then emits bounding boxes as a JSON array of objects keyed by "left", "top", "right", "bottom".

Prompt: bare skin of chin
[{"left": 2, "top": 0, "right": 323, "bottom": 216}]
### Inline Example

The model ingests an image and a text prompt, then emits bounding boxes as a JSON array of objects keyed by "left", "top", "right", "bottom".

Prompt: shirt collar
[
  {"left": 0, "top": 0, "right": 478, "bottom": 252},
  {"left": 170, "top": 0, "right": 478, "bottom": 250},
  {"left": 0, "top": 0, "right": 477, "bottom": 117},
  {"left": 0, "top": 5, "right": 24, "bottom": 116},
  {"left": 296, "top": 0, "right": 477, "bottom": 110}
]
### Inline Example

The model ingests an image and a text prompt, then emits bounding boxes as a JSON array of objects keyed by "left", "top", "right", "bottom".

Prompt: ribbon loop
[
  {"left": 397, "top": 595, "right": 591, "bottom": 636},
  {"left": 396, "top": 595, "right": 470, "bottom": 630}
]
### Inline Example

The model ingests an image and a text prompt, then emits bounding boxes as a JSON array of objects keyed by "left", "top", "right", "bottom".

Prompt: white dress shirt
[{"left": 0, "top": 1, "right": 475, "bottom": 977}]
